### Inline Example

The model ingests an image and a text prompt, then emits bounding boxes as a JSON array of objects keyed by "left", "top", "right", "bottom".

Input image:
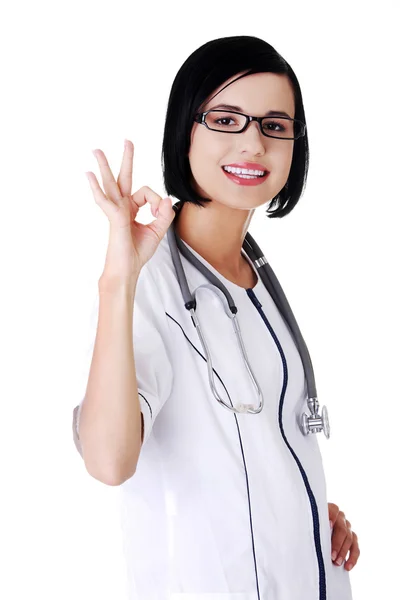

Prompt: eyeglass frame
[{"left": 193, "top": 109, "right": 306, "bottom": 140}]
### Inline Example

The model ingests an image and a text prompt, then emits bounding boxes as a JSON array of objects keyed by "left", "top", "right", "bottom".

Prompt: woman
[{"left": 73, "top": 36, "right": 357, "bottom": 600}]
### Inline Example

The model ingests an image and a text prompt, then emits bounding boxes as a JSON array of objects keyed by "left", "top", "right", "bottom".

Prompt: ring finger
[{"left": 92, "top": 148, "right": 122, "bottom": 204}]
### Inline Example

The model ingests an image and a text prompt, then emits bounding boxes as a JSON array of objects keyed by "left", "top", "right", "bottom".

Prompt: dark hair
[{"left": 161, "top": 36, "right": 309, "bottom": 219}]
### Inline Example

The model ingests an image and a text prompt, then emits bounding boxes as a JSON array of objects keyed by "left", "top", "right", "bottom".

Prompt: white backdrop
[{"left": 1, "top": 1, "right": 399, "bottom": 598}]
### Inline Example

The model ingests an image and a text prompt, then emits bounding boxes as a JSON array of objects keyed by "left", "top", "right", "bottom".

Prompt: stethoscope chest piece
[{"left": 301, "top": 398, "right": 330, "bottom": 439}]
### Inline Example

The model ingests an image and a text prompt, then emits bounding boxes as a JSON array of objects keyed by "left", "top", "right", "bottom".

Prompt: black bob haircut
[{"left": 161, "top": 35, "right": 309, "bottom": 219}]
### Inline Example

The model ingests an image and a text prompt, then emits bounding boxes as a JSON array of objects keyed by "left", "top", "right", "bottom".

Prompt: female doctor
[{"left": 74, "top": 36, "right": 360, "bottom": 600}]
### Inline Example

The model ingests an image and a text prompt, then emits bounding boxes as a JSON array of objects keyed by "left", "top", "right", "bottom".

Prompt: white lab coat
[{"left": 73, "top": 233, "right": 353, "bottom": 600}]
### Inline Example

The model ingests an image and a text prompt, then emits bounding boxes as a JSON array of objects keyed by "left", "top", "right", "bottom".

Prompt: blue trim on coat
[{"left": 246, "top": 288, "right": 326, "bottom": 600}]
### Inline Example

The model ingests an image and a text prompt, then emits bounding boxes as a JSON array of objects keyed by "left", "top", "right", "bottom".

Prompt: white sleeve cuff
[
  {"left": 72, "top": 403, "right": 83, "bottom": 458},
  {"left": 138, "top": 392, "right": 154, "bottom": 448}
]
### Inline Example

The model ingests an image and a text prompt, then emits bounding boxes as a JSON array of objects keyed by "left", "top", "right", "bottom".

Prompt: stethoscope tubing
[{"left": 167, "top": 201, "right": 329, "bottom": 437}]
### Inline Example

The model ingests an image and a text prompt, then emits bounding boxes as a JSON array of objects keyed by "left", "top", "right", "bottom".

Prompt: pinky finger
[
  {"left": 85, "top": 171, "right": 103, "bottom": 195},
  {"left": 85, "top": 171, "right": 118, "bottom": 214},
  {"left": 85, "top": 171, "right": 101, "bottom": 192},
  {"left": 86, "top": 171, "right": 107, "bottom": 202}
]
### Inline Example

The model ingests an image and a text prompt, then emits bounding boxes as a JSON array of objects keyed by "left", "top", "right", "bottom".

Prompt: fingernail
[
  {"left": 347, "top": 563, "right": 354, "bottom": 571},
  {"left": 336, "top": 557, "right": 343, "bottom": 566},
  {"left": 329, "top": 520, "right": 333, "bottom": 529},
  {"left": 331, "top": 551, "right": 337, "bottom": 561}
]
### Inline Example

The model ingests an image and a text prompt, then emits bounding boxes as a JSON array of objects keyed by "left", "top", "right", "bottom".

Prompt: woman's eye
[
  {"left": 216, "top": 118, "right": 234, "bottom": 125},
  {"left": 264, "top": 121, "right": 286, "bottom": 132}
]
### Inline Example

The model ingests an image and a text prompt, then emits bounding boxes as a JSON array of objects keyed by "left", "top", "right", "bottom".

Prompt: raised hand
[{"left": 86, "top": 139, "right": 175, "bottom": 280}]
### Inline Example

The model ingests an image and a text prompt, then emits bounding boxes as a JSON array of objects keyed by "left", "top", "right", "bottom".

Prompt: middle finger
[{"left": 117, "top": 139, "right": 134, "bottom": 199}]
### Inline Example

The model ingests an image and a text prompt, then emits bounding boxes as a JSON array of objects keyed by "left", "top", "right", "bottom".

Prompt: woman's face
[{"left": 188, "top": 72, "right": 296, "bottom": 211}]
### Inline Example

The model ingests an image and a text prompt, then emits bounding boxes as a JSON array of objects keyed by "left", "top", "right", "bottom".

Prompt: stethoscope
[{"left": 166, "top": 200, "right": 330, "bottom": 438}]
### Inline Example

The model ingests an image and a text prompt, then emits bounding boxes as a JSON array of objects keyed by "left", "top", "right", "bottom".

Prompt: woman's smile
[{"left": 221, "top": 166, "right": 270, "bottom": 186}]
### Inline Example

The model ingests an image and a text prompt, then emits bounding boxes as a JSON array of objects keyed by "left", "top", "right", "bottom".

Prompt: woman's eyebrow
[{"left": 209, "top": 103, "right": 292, "bottom": 118}]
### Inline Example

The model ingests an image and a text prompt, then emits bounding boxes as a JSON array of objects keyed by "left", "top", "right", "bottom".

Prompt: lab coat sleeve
[
  {"left": 72, "top": 262, "right": 174, "bottom": 457},
  {"left": 131, "top": 263, "right": 175, "bottom": 447}
]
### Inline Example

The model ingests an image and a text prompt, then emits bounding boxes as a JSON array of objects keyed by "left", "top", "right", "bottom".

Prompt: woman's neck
[{"left": 174, "top": 200, "right": 255, "bottom": 277}]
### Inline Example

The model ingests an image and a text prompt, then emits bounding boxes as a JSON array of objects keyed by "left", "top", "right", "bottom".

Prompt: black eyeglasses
[{"left": 194, "top": 110, "right": 306, "bottom": 140}]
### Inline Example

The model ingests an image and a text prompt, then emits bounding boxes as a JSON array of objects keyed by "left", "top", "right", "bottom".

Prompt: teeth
[{"left": 223, "top": 166, "right": 266, "bottom": 176}]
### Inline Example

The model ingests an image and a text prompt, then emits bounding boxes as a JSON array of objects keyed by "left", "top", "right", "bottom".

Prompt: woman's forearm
[{"left": 78, "top": 274, "right": 143, "bottom": 485}]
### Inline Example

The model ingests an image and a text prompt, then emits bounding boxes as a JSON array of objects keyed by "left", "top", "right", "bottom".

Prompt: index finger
[{"left": 117, "top": 139, "right": 134, "bottom": 199}]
